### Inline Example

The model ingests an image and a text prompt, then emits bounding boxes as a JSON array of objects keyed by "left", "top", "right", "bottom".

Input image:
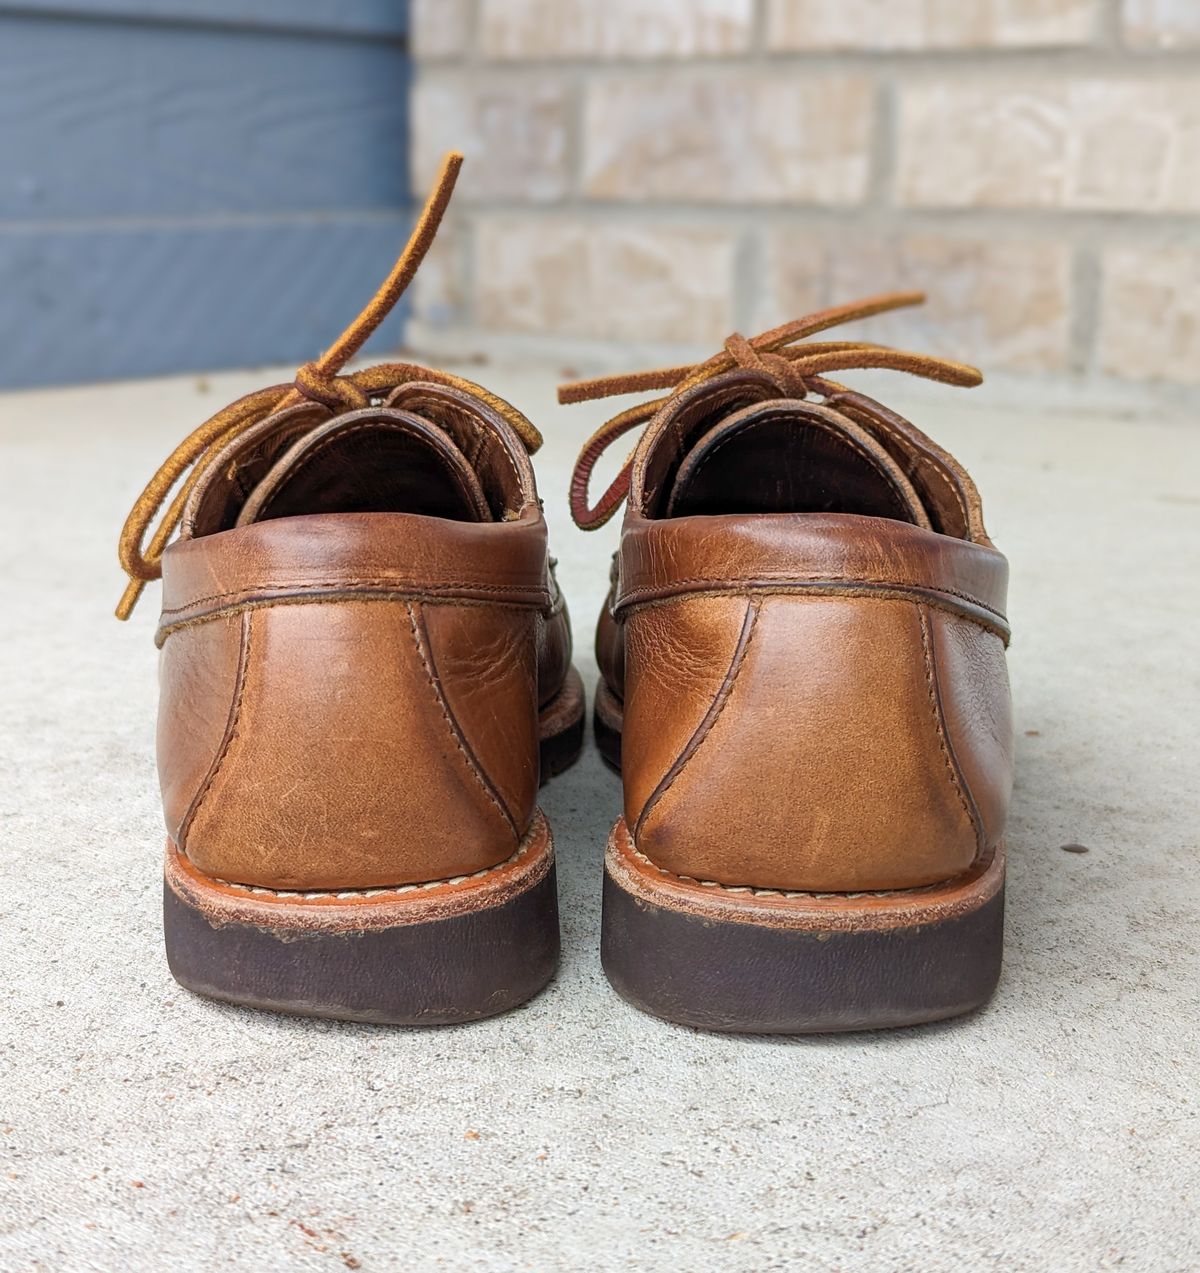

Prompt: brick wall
[{"left": 408, "top": 0, "right": 1200, "bottom": 408}]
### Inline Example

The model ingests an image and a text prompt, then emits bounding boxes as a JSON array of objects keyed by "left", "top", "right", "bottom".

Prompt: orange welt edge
[
  {"left": 609, "top": 817, "right": 1004, "bottom": 933},
  {"left": 163, "top": 811, "right": 553, "bottom": 930}
]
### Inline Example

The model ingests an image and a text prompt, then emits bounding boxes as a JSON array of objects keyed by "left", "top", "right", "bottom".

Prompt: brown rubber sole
[
  {"left": 594, "top": 682, "right": 1003, "bottom": 1033},
  {"left": 603, "top": 819, "right": 1004, "bottom": 1033},
  {"left": 163, "top": 670, "right": 585, "bottom": 1025},
  {"left": 166, "top": 810, "right": 560, "bottom": 1025},
  {"left": 593, "top": 678, "right": 623, "bottom": 774},
  {"left": 539, "top": 665, "right": 587, "bottom": 782}
]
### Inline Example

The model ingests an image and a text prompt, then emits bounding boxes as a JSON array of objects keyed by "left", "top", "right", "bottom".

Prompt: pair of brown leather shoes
[{"left": 119, "top": 155, "right": 1012, "bottom": 1033}]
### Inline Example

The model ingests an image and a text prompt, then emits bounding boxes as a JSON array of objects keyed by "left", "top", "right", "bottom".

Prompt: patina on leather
[
  {"left": 565, "top": 296, "right": 1013, "bottom": 894},
  {"left": 122, "top": 152, "right": 578, "bottom": 895}
]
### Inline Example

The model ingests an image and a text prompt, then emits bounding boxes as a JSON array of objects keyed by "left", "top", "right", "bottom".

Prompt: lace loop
[
  {"left": 115, "top": 152, "right": 544, "bottom": 621},
  {"left": 559, "top": 291, "right": 983, "bottom": 530}
]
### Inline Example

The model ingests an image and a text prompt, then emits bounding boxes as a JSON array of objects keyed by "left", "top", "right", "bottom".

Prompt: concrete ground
[{"left": 1, "top": 362, "right": 1197, "bottom": 1273}]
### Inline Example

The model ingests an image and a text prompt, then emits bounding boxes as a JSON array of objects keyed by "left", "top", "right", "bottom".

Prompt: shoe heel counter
[
  {"left": 157, "top": 600, "right": 539, "bottom": 889},
  {"left": 623, "top": 594, "right": 1009, "bottom": 892}
]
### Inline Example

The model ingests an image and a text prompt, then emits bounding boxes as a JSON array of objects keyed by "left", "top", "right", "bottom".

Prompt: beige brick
[
  {"left": 583, "top": 75, "right": 873, "bottom": 203},
  {"left": 410, "top": 217, "right": 468, "bottom": 331},
  {"left": 759, "top": 232, "right": 1073, "bottom": 373},
  {"left": 1099, "top": 247, "right": 1200, "bottom": 382},
  {"left": 765, "top": 0, "right": 1094, "bottom": 50},
  {"left": 897, "top": 81, "right": 1200, "bottom": 212},
  {"left": 412, "top": 77, "right": 568, "bottom": 202},
  {"left": 1123, "top": 0, "right": 1200, "bottom": 47},
  {"left": 475, "top": 218, "right": 737, "bottom": 343},
  {"left": 481, "top": 0, "right": 752, "bottom": 59},
  {"left": 411, "top": 0, "right": 471, "bottom": 58}
]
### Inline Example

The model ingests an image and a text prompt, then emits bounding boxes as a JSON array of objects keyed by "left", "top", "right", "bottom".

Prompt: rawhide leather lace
[
  {"left": 115, "top": 151, "right": 539, "bottom": 619},
  {"left": 560, "top": 293, "right": 983, "bottom": 531}
]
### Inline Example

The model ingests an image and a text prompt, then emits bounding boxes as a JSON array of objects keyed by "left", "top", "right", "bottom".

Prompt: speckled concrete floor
[{"left": 1, "top": 364, "right": 1197, "bottom": 1272}]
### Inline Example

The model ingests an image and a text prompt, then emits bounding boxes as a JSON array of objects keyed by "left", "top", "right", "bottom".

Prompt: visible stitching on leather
[
  {"left": 178, "top": 610, "right": 252, "bottom": 847},
  {"left": 202, "top": 831, "right": 535, "bottom": 900},
  {"left": 405, "top": 601, "right": 520, "bottom": 841},
  {"left": 636, "top": 381, "right": 766, "bottom": 511},
  {"left": 625, "top": 839, "right": 985, "bottom": 900},
  {"left": 468, "top": 430, "right": 487, "bottom": 469},
  {"left": 186, "top": 412, "right": 323, "bottom": 537},
  {"left": 156, "top": 592, "right": 546, "bottom": 646},
  {"left": 475, "top": 428, "right": 523, "bottom": 499},
  {"left": 163, "top": 577, "right": 551, "bottom": 614},
  {"left": 396, "top": 391, "right": 524, "bottom": 498},
  {"left": 615, "top": 582, "right": 1009, "bottom": 645},
  {"left": 832, "top": 396, "right": 970, "bottom": 533},
  {"left": 620, "top": 587, "right": 1008, "bottom": 645},
  {"left": 634, "top": 598, "right": 759, "bottom": 841},
  {"left": 917, "top": 603, "right": 983, "bottom": 849},
  {"left": 616, "top": 573, "right": 1005, "bottom": 619},
  {"left": 916, "top": 455, "right": 967, "bottom": 533},
  {"left": 866, "top": 420, "right": 965, "bottom": 528},
  {"left": 412, "top": 394, "right": 522, "bottom": 495}
]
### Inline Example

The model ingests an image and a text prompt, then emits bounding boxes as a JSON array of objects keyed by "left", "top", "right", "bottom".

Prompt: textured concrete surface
[{"left": 1, "top": 364, "right": 1197, "bottom": 1271}]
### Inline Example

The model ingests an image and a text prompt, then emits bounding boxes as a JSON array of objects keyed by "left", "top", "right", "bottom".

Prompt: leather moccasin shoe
[
  {"left": 562, "top": 292, "right": 1012, "bottom": 1033},
  {"left": 117, "top": 154, "right": 583, "bottom": 1024}
]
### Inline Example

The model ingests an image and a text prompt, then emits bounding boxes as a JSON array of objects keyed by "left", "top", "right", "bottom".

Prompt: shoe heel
[
  {"left": 601, "top": 818, "right": 1004, "bottom": 1033},
  {"left": 164, "top": 811, "right": 559, "bottom": 1025},
  {"left": 592, "top": 679, "right": 623, "bottom": 773}
]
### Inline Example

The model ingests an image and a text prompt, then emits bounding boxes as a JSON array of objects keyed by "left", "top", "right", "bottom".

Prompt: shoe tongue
[
  {"left": 664, "top": 398, "right": 931, "bottom": 527},
  {"left": 235, "top": 408, "right": 493, "bottom": 527}
]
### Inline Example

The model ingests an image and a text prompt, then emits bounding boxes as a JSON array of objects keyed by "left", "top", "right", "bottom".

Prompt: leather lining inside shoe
[
  {"left": 663, "top": 399, "right": 930, "bottom": 526},
  {"left": 238, "top": 413, "right": 493, "bottom": 526},
  {"left": 667, "top": 416, "right": 921, "bottom": 522}
]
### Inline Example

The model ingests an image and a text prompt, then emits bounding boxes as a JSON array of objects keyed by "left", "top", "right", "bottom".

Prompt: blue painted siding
[
  {"left": 0, "top": 16, "right": 410, "bottom": 220},
  {"left": 5, "top": 2, "right": 408, "bottom": 38},
  {"left": 0, "top": 1, "right": 411, "bottom": 387},
  {"left": 0, "top": 214, "right": 412, "bottom": 385}
]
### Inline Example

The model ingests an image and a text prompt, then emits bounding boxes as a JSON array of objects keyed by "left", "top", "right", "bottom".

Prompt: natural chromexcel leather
[
  {"left": 125, "top": 152, "right": 585, "bottom": 1026},
  {"left": 156, "top": 383, "right": 574, "bottom": 892},
  {"left": 587, "top": 359, "right": 1013, "bottom": 894}
]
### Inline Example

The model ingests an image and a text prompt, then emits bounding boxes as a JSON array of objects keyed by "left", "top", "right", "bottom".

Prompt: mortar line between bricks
[
  {"left": 0, "top": 209, "right": 412, "bottom": 234},
  {"left": 432, "top": 202, "right": 1200, "bottom": 247},
  {"left": 1071, "top": 247, "right": 1104, "bottom": 378},
  {"left": 462, "top": 0, "right": 481, "bottom": 63},
  {"left": 748, "top": 0, "right": 768, "bottom": 56},
  {"left": 415, "top": 50, "right": 1200, "bottom": 77},
  {"left": 562, "top": 64, "right": 586, "bottom": 210},
  {"left": 732, "top": 224, "right": 761, "bottom": 335},
  {"left": 867, "top": 79, "right": 898, "bottom": 211},
  {"left": 1098, "top": 0, "right": 1125, "bottom": 48}
]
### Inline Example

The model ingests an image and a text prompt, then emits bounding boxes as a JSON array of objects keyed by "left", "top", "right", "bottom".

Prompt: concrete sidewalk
[{"left": 1, "top": 364, "right": 1197, "bottom": 1271}]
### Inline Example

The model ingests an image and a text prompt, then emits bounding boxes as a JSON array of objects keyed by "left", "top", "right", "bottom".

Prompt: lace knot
[
  {"left": 723, "top": 332, "right": 809, "bottom": 398},
  {"left": 294, "top": 362, "right": 370, "bottom": 412},
  {"left": 559, "top": 291, "right": 984, "bottom": 531},
  {"left": 113, "top": 151, "right": 542, "bottom": 622}
]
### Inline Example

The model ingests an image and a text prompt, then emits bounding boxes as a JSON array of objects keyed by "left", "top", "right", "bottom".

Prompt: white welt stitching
[
  {"left": 204, "top": 833, "right": 533, "bottom": 900},
  {"left": 626, "top": 842, "right": 976, "bottom": 900}
]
